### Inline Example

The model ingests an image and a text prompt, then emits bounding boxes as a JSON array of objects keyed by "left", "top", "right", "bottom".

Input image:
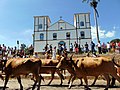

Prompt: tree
[
  {"left": 110, "top": 39, "right": 120, "bottom": 43},
  {"left": 20, "top": 43, "right": 26, "bottom": 50},
  {"left": 82, "top": 0, "right": 100, "bottom": 42}
]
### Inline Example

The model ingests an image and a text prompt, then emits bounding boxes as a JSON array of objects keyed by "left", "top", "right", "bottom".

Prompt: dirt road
[
  {"left": 0, "top": 54, "right": 120, "bottom": 90},
  {"left": 0, "top": 78, "right": 120, "bottom": 90}
]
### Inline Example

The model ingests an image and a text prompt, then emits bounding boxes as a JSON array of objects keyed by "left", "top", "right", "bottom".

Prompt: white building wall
[
  {"left": 49, "top": 20, "right": 75, "bottom": 30},
  {"left": 49, "top": 23, "right": 58, "bottom": 30},
  {"left": 34, "top": 32, "right": 47, "bottom": 40},
  {"left": 77, "top": 29, "right": 91, "bottom": 38},
  {"left": 34, "top": 41, "right": 46, "bottom": 52},
  {"left": 33, "top": 13, "right": 92, "bottom": 52}
]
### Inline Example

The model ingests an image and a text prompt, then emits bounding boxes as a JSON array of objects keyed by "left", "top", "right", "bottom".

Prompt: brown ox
[
  {"left": 56, "top": 56, "right": 120, "bottom": 90},
  {"left": 3, "top": 58, "right": 42, "bottom": 90},
  {"left": 68, "top": 57, "right": 118, "bottom": 87},
  {"left": 66, "top": 57, "right": 101, "bottom": 88},
  {"left": 39, "top": 58, "right": 64, "bottom": 85},
  {"left": 31, "top": 55, "right": 64, "bottom": 85}
]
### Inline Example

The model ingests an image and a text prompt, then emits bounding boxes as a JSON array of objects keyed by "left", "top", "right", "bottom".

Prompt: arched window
[
  {"left": 60, "top": 27, "right": 63, "bottom": 30},
  {"left": 38, "top": 24, "right": 42, "bottom": 29},
  {"left": 40, "top": 33, "right": 44, "bottom": 40},
  {"left": 80, "top": 21, "right": 84, "bottom": 26},
  {"left": 53, "top": 33, "right": 57, "bottom": 40},
  {"left": 80, "top": 31, "right": 85, "bottom": 38},
  {"left": 66, "top": 32, "right": 70, "bottom": 39}
]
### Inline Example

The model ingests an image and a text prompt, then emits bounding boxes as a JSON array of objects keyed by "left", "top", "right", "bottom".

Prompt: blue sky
[{"left": 0, "top": 0, "right": 120, "bottom": 47}]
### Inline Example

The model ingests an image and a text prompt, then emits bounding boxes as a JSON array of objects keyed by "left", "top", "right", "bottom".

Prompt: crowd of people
[
  {"left": 43, "top": 41, "right": 120, "bottom": 59},
  {"left": 72, "top": 41, "right": 120, "bottom": 54},
  {"left": 0, "top": 40, "right": 120, "bottom": 60},
  {"left": 0, "top": 44, "right": 34, "bottom": 60},
  {"left": 0, "top": 44, "right": 17, "bottom": 60}
]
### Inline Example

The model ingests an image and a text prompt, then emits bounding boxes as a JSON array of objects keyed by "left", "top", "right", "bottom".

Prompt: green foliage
[
  {"left": 110, "top": 39, "right": 120, "bottom": 43},
  {"left": 24, "top": 47, "right": 30, "bottom": 55},
  {"left": 82, "top": 0, "right": 100, "bottom": 17},
  {"left": 20, "top": 43, "right": 26, "bottom": 50},
  {"left": 82, "top": 0, "right": 100, "bottom": 3}
]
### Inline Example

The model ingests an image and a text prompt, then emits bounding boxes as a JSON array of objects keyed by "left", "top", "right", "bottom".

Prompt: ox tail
[{"left": 112, "top": 56, "right": 120, "bottom": 67}]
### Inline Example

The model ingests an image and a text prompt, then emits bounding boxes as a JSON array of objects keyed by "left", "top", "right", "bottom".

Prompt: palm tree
[{"left": 82, "top": 0, "right": 100, "bottom": 42}]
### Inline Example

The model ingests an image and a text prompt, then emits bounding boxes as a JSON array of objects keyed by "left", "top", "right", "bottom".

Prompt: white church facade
[{"left": 33, "top": 13, "right": 92, "bottom": 53}]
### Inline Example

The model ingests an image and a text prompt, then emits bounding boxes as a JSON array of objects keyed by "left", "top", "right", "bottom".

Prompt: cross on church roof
[{"left": 60, "top": 16, "right": 62, "bottom": 20}]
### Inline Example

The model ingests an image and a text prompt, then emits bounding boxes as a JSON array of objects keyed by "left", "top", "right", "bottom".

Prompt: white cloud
[
  {"left": 91, "top": 26, "right": 115, "bottom": 40},
  {"left": 105, "top": 31, "right": 115, "bottom": 37},
  {"left": 113, "top": 26, "right": 119, "bottom": 30}
]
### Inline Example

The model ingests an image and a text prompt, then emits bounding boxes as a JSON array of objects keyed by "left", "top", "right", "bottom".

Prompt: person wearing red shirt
[{"left": 118, "top": 42, "right": 120, "bottom": 53}]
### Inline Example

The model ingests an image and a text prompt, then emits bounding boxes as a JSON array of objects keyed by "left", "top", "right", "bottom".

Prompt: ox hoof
[
  {"left": 47, "top": 83, "right": 50, "bottom": 86},
  {"left": 68, "top": 82, "right": 70, "bottom": 84},
  {"left": 104, "top": 88, "right": 108, "bottom": 90},
  {"left": 60, "top": 83, "right": 62, "bottom": 86},
  {"left": 84, "top": 87, "right": 91, "bottom": 90},
  {"left": 90, "top": 84, "right": 95, "bottom": 86},
  {"left": 78, "top": 83, "right": 83, "bottom": 86},
  {"left": 68, "top": 86, "right": 71, "bottom": 89},
  {"left": 20, "top": 85, "right": 23, "bottom": 90}
]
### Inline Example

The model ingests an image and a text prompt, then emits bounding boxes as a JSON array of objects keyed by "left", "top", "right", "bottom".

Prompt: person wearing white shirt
[
  {"left": 107, "top": 42, "right": 110, "bottom": 53},
  {"left": 33, "top": 52, "right": 39, "bottom": 58},
  {"left": 52, "top": 46, "right": 56, "bottom": 60},
  {"left": 97, "top": 41, "right": 102, "bottom": 54}
]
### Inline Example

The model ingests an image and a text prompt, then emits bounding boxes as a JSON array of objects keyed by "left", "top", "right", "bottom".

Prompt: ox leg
[
  {"left": 111, "top": 73, "right": 120, "bottom": 84},
  {"left": 32, "top": 80, "right": 37, "bottom": 90},
  {"left": 68, "top": 75, "right": 72, "bottom": 84},
  {"left": 47, "top": 71, "right": 55, "bottom": 85},
  {"left": 32, "top": 74, "right": 38, "bottom": 90},
  {"left": 107, "top": 68, "right": 120, "bottom": 88},
  {"left": 91, "top": 76, "right": 98, "bottom": 86},
  {"left": 17, "top": 76, "right": 23, "bottom": 90},
  {"left": 68, "top": 76, "right": 76, "bottom": 89},
  {"left": 56, "top": 70, "right": 64, "bottom": 86},
  {"left": 37, "top": 75, "right": 41, "bottom": 90},
  {"left": 110, "top": 77, "right": 116, "bottom": 87},
  {"left": 83, "top": 77, "right": 91, "bottom": 90},
  {"left": 3, "top": 75, "right": 9, "bottom": 90},
  {"left": 103, "top": 74, "right": 110, "bottom": 90},
  {"left": 32, "top": 74, "right": 41, "bottom": 90},
  {"left": 78, "top": 78, "right": 83, "bottom": 86}
]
